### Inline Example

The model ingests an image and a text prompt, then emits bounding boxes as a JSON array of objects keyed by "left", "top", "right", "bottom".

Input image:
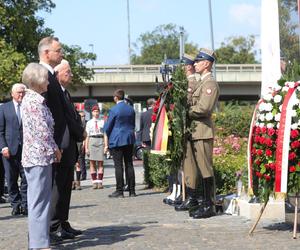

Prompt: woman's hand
[{"left": 104, "top": 145, "right": 108, "bottom": 154}]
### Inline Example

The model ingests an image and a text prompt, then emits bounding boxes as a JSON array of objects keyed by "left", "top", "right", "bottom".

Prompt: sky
[{"left": 40, "top": 0, "right": 261, "bottom": 65}]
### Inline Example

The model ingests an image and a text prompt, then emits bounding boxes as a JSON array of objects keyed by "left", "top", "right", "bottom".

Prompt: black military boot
[
  {"left": 174, "top": 187, "right": 198, "bottom": 211},
  {"left": 191, "top": 177, "right": 216, "bottom": 219}
]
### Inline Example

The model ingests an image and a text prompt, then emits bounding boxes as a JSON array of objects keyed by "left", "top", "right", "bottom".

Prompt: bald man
[{"left": 49, "top": 60, "right": 86, "bottom": 239}]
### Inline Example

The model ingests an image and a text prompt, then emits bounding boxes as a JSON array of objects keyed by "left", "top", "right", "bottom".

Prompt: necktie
[
  {"left": 16, "top": 103, "right": 21, "bottom": 125},
  {"left": 95, "top": 120, "right": 98, "bottom": 130}
]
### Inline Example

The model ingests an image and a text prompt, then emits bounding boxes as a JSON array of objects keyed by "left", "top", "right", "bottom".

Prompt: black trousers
[
  {"left": 111, "top": 145, "right": 135, "bottom": 193},
  {"left": 50, "top": 162, "right": 74, "bottom": 232},
  {"left": 78, "top": 152, "right": 86, "bottom": 179},
  {"left": 2, "top": 146, "right": 27, "bottom": 209}
]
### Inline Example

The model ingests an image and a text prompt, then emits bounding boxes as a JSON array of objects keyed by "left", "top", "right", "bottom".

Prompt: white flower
[
  {"left": 277, "top": 122, "right": 280, "bottom": 128},
  {"left": 291, "top": 98, "right": 300, "bottom": 106},
  {"left": 291, "top": 123, "right": 298, "bottom": 130},
  {"left": 286, "top": 82, "right": 295, "bottom": 88},
  {"left": 273, "top": 84, "right": 282, "bottom": 91},
  {"left": 282, "top": 86, "right": 289, "bottom": 92},
  {"left": 266, "top": 123, "right": 274, "bottom": 128},
  {"left": 273, "top": 95, "right": 282, "bottom": 103},
  {"left": 291, "top": 110, "right": 297, "bottom": 117},
  {"left": 279, "top": 105, "right": 283, "bottom": 112},
  {"left": 275, "top": 113, "right": 281, "bottom": 121},
  {"left": 264, "top": 103, "right": 273, "bottom": 112},
  {"left": 259, "top": 123, "right": 265, "bottom": 128},
  {"left": 255, "top": 122, "right": 260, "bottom": 126},
  {"left": 258, "top": 102, "right": 266, "bottom": 112},
  {"left": 259, "top": 114, "right": 265, "bottom": 121},
  {"left": 265, "top": 112, "right": 274, "bottom": 121},
  {"left": 263, "top": 93, "right": 273, "bottom": 101}
]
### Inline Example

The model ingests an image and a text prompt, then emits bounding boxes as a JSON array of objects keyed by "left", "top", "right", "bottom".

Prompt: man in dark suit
[
  {"left": 49, "top": 59, "right": 85, "bottom": 238},
  {"left": 137, "top": 98, "right": 155, "bottom": 148},
  {"left": 38, "top": 37, "right": 78, "bottom": 241},
  {"left": 104, "top": 89, "right": 136, "bottom": 198},
  {"left": 0, "top": 83, "right": 28, "bottom": 215},
  {"left": 0, "top": 155, "right": 5, "bottom": 203}
]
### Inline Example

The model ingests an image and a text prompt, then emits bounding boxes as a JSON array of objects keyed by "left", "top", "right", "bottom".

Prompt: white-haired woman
[{"left": 21, "top": 63, "right": 61, "bottom": 250}]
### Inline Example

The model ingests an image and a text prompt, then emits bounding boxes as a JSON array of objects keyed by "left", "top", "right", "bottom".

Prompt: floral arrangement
[{"left": 250, "top": 81, "right": 300, "bottom": 201}]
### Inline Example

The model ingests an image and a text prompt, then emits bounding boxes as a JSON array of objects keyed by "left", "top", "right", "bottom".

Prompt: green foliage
[
  {"left": 282, "top": 59, "right": 300, "bottom": 82},
  {"left": 215, "top": 35, "right": 257, "bottom": 64},
  {"left": 0, "top": 0, "right": 96, "bottom": 99},
  {"left": 213, "top": 135, "right": 248, "bottom": 194},
  {"left": 214, "top": 102, "right": 254, "bottom": 137},
  {"left": 143, "top": 151, "right": 170, "bottom": 189},
  {"left": 131, "top": 23, "right": 198, "bottom": 64}
]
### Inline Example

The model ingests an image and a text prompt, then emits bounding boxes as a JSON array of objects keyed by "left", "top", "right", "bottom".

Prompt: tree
[
  {"left": 215, "top": 35, "right": 257, "bottom": 64},
  {"left": 278, "top": 0, "right": 299, "bottom": 63},
  {"left": 131, "top": 23, "right": 198, "bottom": 64},
  {"left": 0, "top": 0, "right": 95, "bottom": 100}
]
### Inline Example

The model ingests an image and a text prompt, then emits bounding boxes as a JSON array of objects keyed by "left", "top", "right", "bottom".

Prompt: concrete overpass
[{"left": 70, "top": 64, "right": 262, "bottom": 102}]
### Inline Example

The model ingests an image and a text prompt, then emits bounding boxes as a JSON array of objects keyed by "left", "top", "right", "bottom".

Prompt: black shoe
[
  {"left": 11, "top": 206, "right": 21, "bottom": 216},
  {"left": 63, "top": 222, "right": 82, "bottom": 236},
  {"left": 20, "top": 207, "right": 28, "bottom": 216},
  {"left": 123, "top": 185, "right": 129, "bottom": 192},
  {"left": 192, "top": 202, "right": 216, "bottom": 219},
  {"left": 129, "top": 191, "right": 137, "bottom": 197},
  {"left": 50, "top": 232, "right": 63, "bottom": 245},
  {"left": 108, "top": 191, "right": 124, "bottom": 198},
  {"left": 55, "top": 229, "right": 75, "bottom": 240},
  {"left": 80, "top": 176, "right": 87, "bottom": 181},
  {"left": 0, "top": 196, "right": 7, "bottom": 203},
  {"left": 174, "top": 197, "right": 198, "bottom": 211}
]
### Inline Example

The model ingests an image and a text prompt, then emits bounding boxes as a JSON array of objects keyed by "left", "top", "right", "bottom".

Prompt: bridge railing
[{"left": 90, "top": 64, "right": 262, "bottom": 74}]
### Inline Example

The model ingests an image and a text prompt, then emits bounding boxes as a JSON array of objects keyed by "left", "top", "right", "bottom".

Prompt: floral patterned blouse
[{"left": 21, "top": 89, "right": 58, "bottom": 168}]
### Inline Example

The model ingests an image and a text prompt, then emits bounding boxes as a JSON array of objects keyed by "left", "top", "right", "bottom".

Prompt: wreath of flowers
[{"left": 251, "top": 81, "right": 300, "bottom": 201}]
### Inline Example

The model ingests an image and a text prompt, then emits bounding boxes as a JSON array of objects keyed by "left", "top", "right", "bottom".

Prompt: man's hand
[
  {"left": 54, "top": 149, "right": 62, "bottom": 163},
  {"left": 2, "top": 148, "right": 10, "bottom": 159},
  {"left": 83, "top": 131, "right": 87, "bottom": 139}
]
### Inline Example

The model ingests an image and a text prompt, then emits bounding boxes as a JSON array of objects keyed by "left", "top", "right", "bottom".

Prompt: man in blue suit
[
  {"left": 104, "top": 89, "right": 136, "bottom": 198},
  {"left": 0, "top": 83, "right": 28, "bottom": 216}
]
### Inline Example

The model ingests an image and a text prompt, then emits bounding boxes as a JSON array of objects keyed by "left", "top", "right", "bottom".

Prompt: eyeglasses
[{"left": 48, "top": 48, "right": 64, "bottom": 54}]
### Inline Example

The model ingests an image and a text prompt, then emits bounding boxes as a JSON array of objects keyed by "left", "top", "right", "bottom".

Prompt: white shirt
[
  {"left": 39, "top": 61, "right": 54, "bottom": 75},
  {"left": 86, "top": 118, "right": 104, "bottom": 136}
]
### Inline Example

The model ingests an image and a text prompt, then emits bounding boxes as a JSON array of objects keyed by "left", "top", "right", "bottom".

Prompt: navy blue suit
[
  {"left": 0, "top": 101, "right": 27, "bottom": 210},
  {"left": 104, "top": 101, "right": 136, "bottom": 193}
]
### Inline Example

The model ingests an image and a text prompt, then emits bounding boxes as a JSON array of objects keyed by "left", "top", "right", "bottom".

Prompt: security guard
[{"left": 175, "top": 48, "right": 219, "bottom": 219}]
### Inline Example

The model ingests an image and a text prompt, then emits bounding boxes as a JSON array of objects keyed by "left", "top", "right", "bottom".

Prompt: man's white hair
[
  {"left": 54, "top": 59, "right": 70, "bottom": 72},
  {"left": 11, "top": 83, "right": 27, "bottom": 93}
]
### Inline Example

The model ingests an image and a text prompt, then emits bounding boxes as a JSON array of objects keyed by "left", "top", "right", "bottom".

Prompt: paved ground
[{"left": 0, "top": 159, "right": 299, "bottom": 250}]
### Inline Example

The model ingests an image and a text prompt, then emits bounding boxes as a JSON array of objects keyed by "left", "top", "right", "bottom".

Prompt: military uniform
[{"left": 175, "top": 48, "right": 220, "bottom": 219}]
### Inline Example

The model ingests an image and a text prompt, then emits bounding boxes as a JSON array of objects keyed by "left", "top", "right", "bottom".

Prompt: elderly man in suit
[
  {"left": 137, "top": 98, "right": 155, "bottom": 148},
  {"left": 0, "top": 83, "right": 28, "bottom": 216},
  {"left": 49, "top": 59, "right": 86, "bottom": 239},
  {"left": 104, "top": 89, "right": 136, "bottom": 198}
]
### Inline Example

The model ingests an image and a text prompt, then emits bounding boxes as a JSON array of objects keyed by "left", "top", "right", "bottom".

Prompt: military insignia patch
[{"left": 205, "top": 88, "right": 212, "bottom": 95}]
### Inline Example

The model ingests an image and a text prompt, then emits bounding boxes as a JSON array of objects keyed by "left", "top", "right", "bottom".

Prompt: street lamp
[
  {"left": 127, "top": 0, "right": 131, "bottom": 65},
  {"left": 89, "top": 43, "right": 94, "bottom": 66}
]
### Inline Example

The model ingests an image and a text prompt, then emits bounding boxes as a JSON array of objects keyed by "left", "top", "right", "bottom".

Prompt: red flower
[
  {"left": 169, "top": 104, "right": 175, "bottom": 111},
  {"left": 257, "top": 149, "right": 263, "bottom": 156},
  {"left": 255, "top": 127, "right": 260, "bottom": 134},
  {"left": 251, "top": 148, "right": 256, "bottom": 155},
  {"left": 255, "top": 160, "right": 261, "bottom": 166},
  {"left": 291, "top": 140, "right": 300, "bottom": 149},
  {"left": 265, "top": 149, "right": 273, "bottom": 157},
  {"left": 151, "top": 114, "right": 157, "bottom": 123},
  {"left": 259, "top": 137, "right": 265, "bottom": 144},
  {"left": 289, "top": 166, "right": 296, "bottom": 172},
  {"left": 261, "top": 127, "right": 267, "bottom": 133},
  {"left": 269, "top": 162, "right": 276, "bottom": 170},
  {"left": 256, "top": 171, "right": 263, "bottom": 178},
  {"left": 254, "top": 136, "right": 260, "bottom": 143},
  {"left": 264, "top": 138, "right": 273, "bottom": 147},
  {"left": 288, "top": 152, "right": 297, "bottom": 160},
  {"left": 264, "top": 174, "right": 271, "bottom": 181},
  {"left": 290, "top": 129, "right": 299, "bottom": 139},
  {"left": 267, "top": 128, "right": 276, "bottom": 136}
]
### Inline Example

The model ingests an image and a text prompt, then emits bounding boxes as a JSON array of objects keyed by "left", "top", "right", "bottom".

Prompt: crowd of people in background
[{"left": 0, "top": 35, "right": 219, "bottom": 250}]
